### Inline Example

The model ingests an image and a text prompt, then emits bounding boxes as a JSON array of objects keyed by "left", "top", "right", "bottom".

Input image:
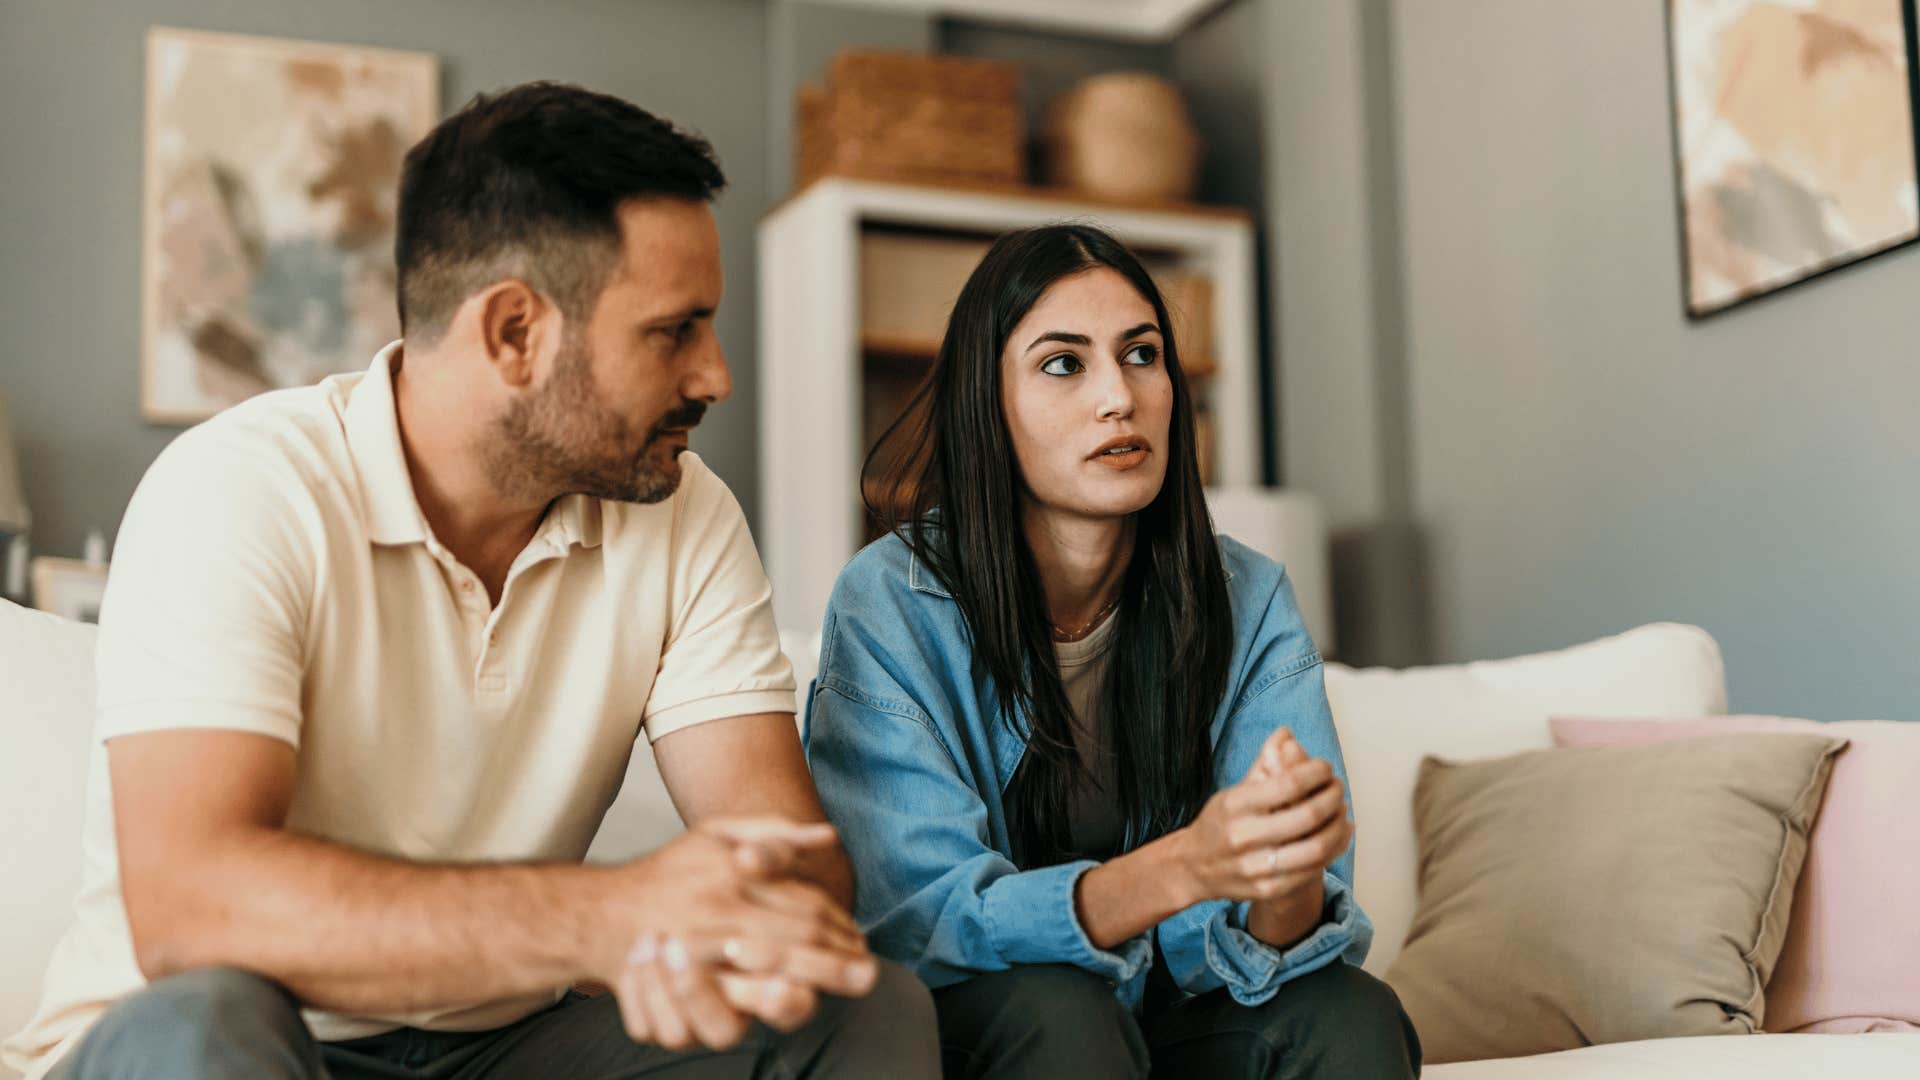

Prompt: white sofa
[{"left": 2, "top": 602, "right": 1914, "bottom": 1077}]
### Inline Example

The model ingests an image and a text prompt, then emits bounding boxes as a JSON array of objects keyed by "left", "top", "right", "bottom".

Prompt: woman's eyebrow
[
  {"left": 1025, "top": 330, "right": 1093, "bottom": 353},
  {"left": 1024, "top": 323, "right": 1161, "bottom": 354}
]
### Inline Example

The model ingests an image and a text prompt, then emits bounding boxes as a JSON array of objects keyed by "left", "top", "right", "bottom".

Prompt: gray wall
[
  {"left": 1169, "top": 0, "right": 1920, "bottom": 715},
  {"left": 1389, "top": 0, "right": 1920, "bottom": 720},
  {"left": 0, "top": 0, "right": 769, "bottom": 561},
  {"left": 12, "top": 0, "right": 1911, "bottom": 718},
  {"left": 1173, "top": 0, "right": 1429, "bottom": 665},
  {"left": 768, "top": 1, "right": 935, "bottom": 198}
]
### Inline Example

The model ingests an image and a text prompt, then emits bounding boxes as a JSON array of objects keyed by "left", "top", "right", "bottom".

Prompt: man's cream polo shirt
[{"left": 5, "top": 344, "right": 796, "bottom": 1077}]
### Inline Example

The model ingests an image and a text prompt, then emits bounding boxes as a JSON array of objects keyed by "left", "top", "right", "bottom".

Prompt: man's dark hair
[{"left": 394, "top": 81, "right": 726, "bottom": 342}]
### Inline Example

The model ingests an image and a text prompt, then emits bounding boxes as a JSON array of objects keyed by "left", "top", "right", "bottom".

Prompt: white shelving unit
[{"left": 757, "top": 177, "right": 1262, "bottom": 638}]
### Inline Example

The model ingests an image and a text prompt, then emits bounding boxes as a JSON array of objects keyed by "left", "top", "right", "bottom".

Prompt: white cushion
[
  {"left": 0, "top": 601, "right": 97, "bottom": 1049},
  {"left": 584, "top": 628, "right": 823, "bottom": 863},
  {"left": 1426, "top": 1033, "right": 1920, "bottom": 1079},
  {"left": 1326, "top": 623, "right": 1728, "bottom": 974},
  {"left": 582, "top": 738, "right": 693, "bottom": 864}
]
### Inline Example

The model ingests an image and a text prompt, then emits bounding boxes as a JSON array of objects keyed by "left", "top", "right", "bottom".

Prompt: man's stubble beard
[{"left": 487, "top": 335, "right": 685, "bottom": 506}]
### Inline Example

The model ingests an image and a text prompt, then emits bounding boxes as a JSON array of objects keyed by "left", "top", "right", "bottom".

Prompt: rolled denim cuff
[
  {"left": 1205, "top": 872, "right": 1365, "bottom": 1006},
  {"left": 979, "top": 858, "right": 1153, "bottom": 988}
]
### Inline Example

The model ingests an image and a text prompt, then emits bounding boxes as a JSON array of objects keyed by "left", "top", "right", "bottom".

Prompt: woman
[{"left": 803, "top": 224, "right": 1420, "bottom": 1079}]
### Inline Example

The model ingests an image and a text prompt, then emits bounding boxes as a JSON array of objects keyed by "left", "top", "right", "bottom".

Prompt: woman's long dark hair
[{"left": 864, "top": 224, "right": 1233, "bottom": 868}]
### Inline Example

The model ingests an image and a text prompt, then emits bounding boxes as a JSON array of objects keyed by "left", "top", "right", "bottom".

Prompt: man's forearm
[{"left": 136, "top": 826, "right": 619, "bottom": 1015}]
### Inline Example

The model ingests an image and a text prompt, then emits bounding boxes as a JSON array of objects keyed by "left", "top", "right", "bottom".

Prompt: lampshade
[
  {"left": 0, "top": 392, "right": 28, "bottom": 535},
  {"left": 1204, "top": 486, "right": 1334, "bottom": 657}
]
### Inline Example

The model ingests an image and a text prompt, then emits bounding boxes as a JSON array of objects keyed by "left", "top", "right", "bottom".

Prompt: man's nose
[{"left": 687, "top": 338, "right": 733, "bottom": 405}]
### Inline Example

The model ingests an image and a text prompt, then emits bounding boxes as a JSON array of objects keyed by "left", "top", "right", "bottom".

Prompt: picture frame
[
  {"left": 1666, "top": 0, "right": 1920, "bottom": 318},
  {"left": 31, "top": 557, "right": 111, "bottom": 625},
  {"left": 142, "top": 28, "right": 439, "bottom": 422}
]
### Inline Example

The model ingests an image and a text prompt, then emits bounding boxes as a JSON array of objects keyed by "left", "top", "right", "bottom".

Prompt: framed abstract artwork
[
  {"left": 142, "top": 28, "right": 438, "bottom": 422},
  {"left": 1667, "top": 0, "right": 1920, "bottom": 318}
]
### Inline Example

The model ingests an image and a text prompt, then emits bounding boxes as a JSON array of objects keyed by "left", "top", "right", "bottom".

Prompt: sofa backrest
[
  {"left": 0, "top": 600, "right": 98, "bottom": 1045},
  {"left": 0, "top": 601, "right": 1729, "bottom": 1042},
  {"left": 1325, "top": 622, "right": 1729, "bottom": 974}
]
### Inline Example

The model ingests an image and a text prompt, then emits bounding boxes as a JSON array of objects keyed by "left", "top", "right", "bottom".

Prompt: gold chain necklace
[{"left": 1051, "top": 594, "right": 1120, "bottom": 643}]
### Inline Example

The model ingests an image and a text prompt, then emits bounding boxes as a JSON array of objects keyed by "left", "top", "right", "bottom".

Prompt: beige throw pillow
[{"left": 1385, "top": 733, "right": 1844, "bottom": 1063}]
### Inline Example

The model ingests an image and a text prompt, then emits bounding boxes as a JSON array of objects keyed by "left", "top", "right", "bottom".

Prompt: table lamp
[{"left": 0, "top": 393, "right": 30, "bottom": 602}]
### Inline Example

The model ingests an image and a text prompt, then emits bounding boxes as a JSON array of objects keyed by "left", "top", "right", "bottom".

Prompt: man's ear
[{"left": 476, "top": 280, "right": 551, "bottom": 389}]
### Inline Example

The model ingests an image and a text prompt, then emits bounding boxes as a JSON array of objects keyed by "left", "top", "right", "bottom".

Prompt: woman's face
[{"left": 1000, "top": 267, "right": 1174, "bottom": 521}]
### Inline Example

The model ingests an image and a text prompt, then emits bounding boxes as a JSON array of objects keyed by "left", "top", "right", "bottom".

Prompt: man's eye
[
  {"left": 653, "top": 321, "right": 696, "bottom": 345},
  {"left": 1040, "top": 354, "right": 1082, "bottom": 376},
  {"left": 1121, "top": 343, "right": 1159, "bottom": 366}
]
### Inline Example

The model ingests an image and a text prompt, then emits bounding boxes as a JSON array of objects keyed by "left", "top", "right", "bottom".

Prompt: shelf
[
  {"left": 778, "top": 170, "right": 1253, "bottom": 227},
  {"left": 862, "top": 333, "right": 940, "bottom": 362}
]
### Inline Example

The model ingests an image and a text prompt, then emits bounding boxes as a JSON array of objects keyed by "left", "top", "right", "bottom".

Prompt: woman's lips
[{"left": 1091, "top": 447, "right": 1149, "bottom": 470}]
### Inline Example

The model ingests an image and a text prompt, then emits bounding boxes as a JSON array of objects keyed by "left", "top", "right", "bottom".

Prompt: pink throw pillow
[{"left": 1551, "top": 715, "right": 1920, "bottom": 1034}]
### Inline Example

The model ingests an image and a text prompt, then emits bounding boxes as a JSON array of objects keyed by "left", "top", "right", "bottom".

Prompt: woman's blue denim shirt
[{"left": 803, "top": 532, "right": 1371, "bottom": 1009}]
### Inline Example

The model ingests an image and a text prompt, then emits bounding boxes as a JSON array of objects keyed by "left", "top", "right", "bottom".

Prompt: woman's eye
[
  {"left": 1121, "top": 343, "right": 1159, "bottom": 366},
  {"left": 1040, "top": 354, "right": 1083, "bottom": 376}
]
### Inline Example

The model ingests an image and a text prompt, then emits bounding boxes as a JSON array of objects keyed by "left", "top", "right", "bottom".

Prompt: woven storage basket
[
  {"left": 1044, "top": 72, "right": 1201, "bottom": 202},
  {"left": 797, "top": 50, "right": 1024, "bottom": 188}
]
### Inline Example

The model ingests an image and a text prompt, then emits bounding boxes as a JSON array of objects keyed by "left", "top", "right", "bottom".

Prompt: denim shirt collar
[{"left": 907, "top": 553, "right": 953, "bottom": 599}]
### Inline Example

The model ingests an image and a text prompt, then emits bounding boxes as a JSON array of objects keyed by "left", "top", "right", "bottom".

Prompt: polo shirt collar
[
  {"left": 536, "top": 494, "right": 605, "bottom": 553},
  {"left": 345, "top": 342, "right": 431, "bottom": 547}
]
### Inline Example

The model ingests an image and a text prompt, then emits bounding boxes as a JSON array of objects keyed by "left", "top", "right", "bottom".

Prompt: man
[{"left": 3, "top": 82, "right": 939, "bottom": 1080}]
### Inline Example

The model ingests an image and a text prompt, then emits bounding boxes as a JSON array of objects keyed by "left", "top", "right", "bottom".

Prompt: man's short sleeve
[
  {"left": 93, "top": 426, "right": 315, "bottom": 748},
  {"left": 640, "top": 456, "right": 796, "bottom": 741}
]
